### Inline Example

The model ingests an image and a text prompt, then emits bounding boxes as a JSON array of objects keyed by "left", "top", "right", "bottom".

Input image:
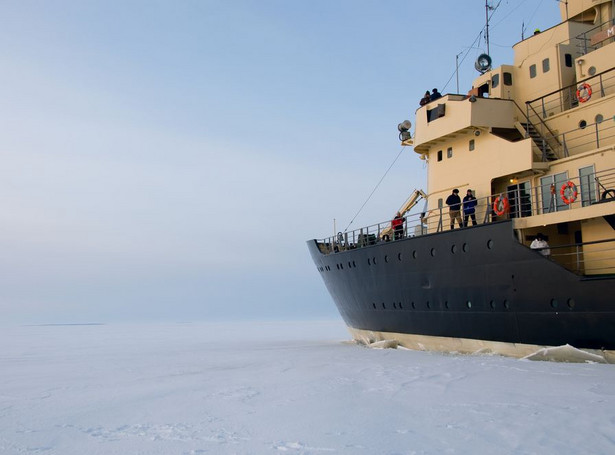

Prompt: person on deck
[
  {"left": 430, "top": 88, "right": 442, "bottom": 101},
  {"left": 446, "top": 189, "right": 463, "bottom": 230},
  {"left": 392, "top": 212, "right": 405, "bottom": 240},
  {"left": 419, "top": 91, "right": 431, "bottom": 106},
  {"left": 463, "top": 189, "right": 478, "bottom": 227},
  {"left": 530, "top": 233, "right": 551, "bottom": 257}
]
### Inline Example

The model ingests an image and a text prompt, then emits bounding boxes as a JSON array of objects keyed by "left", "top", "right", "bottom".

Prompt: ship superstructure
[{"left": 307, "top": 0, "right": 615, "bottom": 359}]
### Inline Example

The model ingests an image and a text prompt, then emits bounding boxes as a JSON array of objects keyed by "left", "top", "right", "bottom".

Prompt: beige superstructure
[{"left": 410, "top": 0, "right": 615, "bottom": 275}]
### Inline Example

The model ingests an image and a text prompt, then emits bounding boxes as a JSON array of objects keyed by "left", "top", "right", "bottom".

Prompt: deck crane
[{"left": 380, "top": 189, "right": 428, "bottom": 239}]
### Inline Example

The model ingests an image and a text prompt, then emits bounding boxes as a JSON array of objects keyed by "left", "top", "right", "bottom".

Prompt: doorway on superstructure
[
  {"left": 507, "top": 181, "right": 532, "bottom": 218},
  {"left": 540, "top": 172, "right": 568, "bottom": 214}
]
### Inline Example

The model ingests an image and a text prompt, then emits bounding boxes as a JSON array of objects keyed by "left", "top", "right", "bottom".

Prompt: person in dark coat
[
  {"left": 419, "top": 91, "right": 431, "bottom": 106},
  {"left": 430, "top": 88, "right": 442, "bottom": 101},
  {"left": 446, "top": 189, "right": 463, "bottom": 229},
  {"left": 463, "top": 189, "right": 478, "bottom": 227}
]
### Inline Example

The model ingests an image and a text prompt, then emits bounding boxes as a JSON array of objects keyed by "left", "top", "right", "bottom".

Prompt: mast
[{"left": 485, "top": 0, "right": 490, "bottom": 56}]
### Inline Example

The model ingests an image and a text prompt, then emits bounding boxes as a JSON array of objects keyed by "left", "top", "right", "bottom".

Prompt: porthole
[
  {"left": 412, "top": 250, "right": 418, "bottom": 259},
  {"left": 588, "top": 66, "right": 596, "bottom": 76},
  {"left": 579, "top": 120, "right": 587, "bottom": 129},
  {"left": 411, "top": 302, "right": 416, "bottom": 309},
  {"left": 567, "top": 298, "right": 575, "bottom": 309},
  {"left": 550, "top": 299, "right": 558, "bottom": 309},
  {"left": 393, "top": 302, "right": 397, "bottom": 309},
  {"left": 462, "top": 243, "right": 469, "bottom": 253},
  {"left": 348, "top": 261, "right": 352, "bottom": 268},
  {"left": 399, "top": 302, "right": 403, "bottom": 309},
  {"left": 336, "top": 264, "right": 340, "bottom": 270},
  {"left": 430, "top": 248, "right": 436, "bottom": 257},
  {"left": 444, "top": 301, "right": 450, "bottom": 309},
  {"left": 397, "top": 253, "right": 402, "bottom": 261},
  {"left": 353, "top": 261, "right": 356, "bottom": 267},
  {"left": 503, "top": 300, "right": 510, "bottom": 310},
  {"left": 373, "top": 257, "right": 377, "bottom": 265},
  {"left": 372, "top": 303, "right": 376, "bottom": 309},
  {"left": 426, "top": 301, "right": 431, "bottom": 309},
  {"left": 466, "top": 301, "right": 472, "bottom": 309},
  {"left": 382, "top": 302, "right": 386, "bottom": 309},
  {"left": 490, "top": 300, "right": 496, "bottom": 309},
  {"left": 451, "top": 244, "right": 457, "bottom": 254},
  {"left": 595, "top": 114, "right": 604, "bottom": 124},
  {"left": 487, "top": 239, "right": 494, "bottom": 249},
  {"left": 384, "top": 255, "right": 389, "bottom": 263},
  {"left": 340, "top": 263, "right": 343, "bottom": 270},
  {"left": 367, "top": 258, "right": 371, "bottom": 265}
]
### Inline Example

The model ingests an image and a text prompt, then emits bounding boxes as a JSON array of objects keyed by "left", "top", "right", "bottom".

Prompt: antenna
[{"left": 485, "top": 0, "right": 490, "bottom": 56}]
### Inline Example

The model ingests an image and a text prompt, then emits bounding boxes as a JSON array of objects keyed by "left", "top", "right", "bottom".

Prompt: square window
[
  {"left": 437, "top": 150, "right": 442, "bottom": 161},
  {"left": 503, "top": 72, "right": 512, "bottom": 85},
  {"left": 529, "top": 64, "right": 536, "bottom": 78},
  {"left": 447, "top": 147, "right": 453, "bottom": 158},
  {"left": 491, "top": 74, "right": 499, "bottom": 89},
  {"left": 542, "top": 58, "right": 550, "bottom": 73},
  {"left": 469, "top": 139, "right": 475, "bottom": 151}
]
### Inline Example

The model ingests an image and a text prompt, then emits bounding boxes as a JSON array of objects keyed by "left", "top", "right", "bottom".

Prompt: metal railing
[
  {"left": 576, "top": 19, "right": 615, "bottom": 55},
  {"left": 526, "top": 67, "right": 615, "bottom": 122},
  {"left": 549, "top": 238, "right": 615, "bottom": 276},
  {"left": 316, "top": 168, "right": 615, "bottom": 257}
]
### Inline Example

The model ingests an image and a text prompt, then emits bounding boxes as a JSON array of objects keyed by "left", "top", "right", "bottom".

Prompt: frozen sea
[{"left": 1, "top": 320, "right": 614, "bottom": 455}]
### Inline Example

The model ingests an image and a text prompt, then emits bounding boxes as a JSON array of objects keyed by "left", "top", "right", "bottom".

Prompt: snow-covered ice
[{"left": 1, "top": 320, "right": 614, "bottom": 454}]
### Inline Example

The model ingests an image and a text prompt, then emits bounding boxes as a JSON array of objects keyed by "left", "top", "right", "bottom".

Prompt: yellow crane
[{"left": 380, "top": 189, "right": 428, "bottom": 239}]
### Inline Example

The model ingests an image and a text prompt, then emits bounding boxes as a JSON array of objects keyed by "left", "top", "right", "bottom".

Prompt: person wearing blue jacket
[{"left": 463, "top": 189, "right": 478, "bottom": 227}]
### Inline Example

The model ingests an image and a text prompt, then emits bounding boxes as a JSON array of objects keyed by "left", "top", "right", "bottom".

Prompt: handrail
[{"left": 315, "top": 167, "right": 615, "bottom": 255}]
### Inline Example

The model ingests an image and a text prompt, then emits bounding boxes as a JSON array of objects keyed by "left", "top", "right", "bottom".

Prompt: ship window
[
  {"left": 491, "top": 73, "right": 499, "bottom": 89},
  {"left": 529, "top": 64, "right": 537, "bottom": 78},
  {"left": 447, "top": 147, "right": 453, "bottom": 158},
  {"left": 451, "top": 244, "right": 457, "bottom": 254},
  {"left": 565, "top": 54, "right": 572, "bottom": 67},
  {"left": 567, "top": 298, "right": 575, "bottom": 309},
  {"left": 430, "top": 248, "right": 436, "bottom": 257},
  {"left": 462, "top": 243, "right": 469, "bottom": 252},
  {"left": 437, "top": 150, "right": 443, "bottom": 161},
  {"left": 542, "top": 58, "right": 550, "bottom": 73},
  {"left": 466, "top": 301, "right": 472, "bottom": 309},
  {"left": 503, "top": 72, "right": 512, "bottom": 85},
  {"left": 579, "top": 120, "right": 587, "bottom": 129},
  {"left": 487, "top": 239, "right": 494, "bottom": 249},
  {"left": 588, "top": 66, "right": 596, "bottom": 76},
  {"left": 490, "top": 300, "right": 496, "bottom": 309},
  {"left": 399, "top": 302, "right": 403, "bottom": 309},
  {"left": 469, "top": 139, "right": 475, "bottom": 151},
  {"left": 397, "top": 253, "right": 402, "bottom": 261},
  {"left": 595, "top": 114, "right": 604, "bottom": 123},
  {"left": 550, "top": 299, "right": 558, "bottom": 309},
  {"left": 372, "top": 303, "right": 376, "bottom": 309}
]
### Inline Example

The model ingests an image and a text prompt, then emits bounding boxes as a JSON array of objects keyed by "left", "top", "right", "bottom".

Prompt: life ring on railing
[
  {"left": 560, "top": 181, "right": 578, "bottom": 204},
  {"left": 493, "top": 196, "right": 510, "bottom": 216},
  {"left": 576, "top": 83, "right": 592, "bottom": 103}
]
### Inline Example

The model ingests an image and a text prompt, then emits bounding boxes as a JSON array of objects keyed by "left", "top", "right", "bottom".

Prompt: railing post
[
  {"left": 525, "top": 104, "right": 530, "bottom": 137},
  {"left": 541, "top": 98, "right": 547, "bottom": 119},
  {"left": 562, "top": 133, "right": 569, "bottom": 157},
  {"left": 600, "top": 73, "right": 605, "bottom": 97},
  {"left": 595, "top": 123, "right": 600, "bottom": 148}
]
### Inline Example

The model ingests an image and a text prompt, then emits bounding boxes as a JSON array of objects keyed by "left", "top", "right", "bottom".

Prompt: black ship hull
[{"left": 308, "top": 221, "right": 615, "bottom": 351}]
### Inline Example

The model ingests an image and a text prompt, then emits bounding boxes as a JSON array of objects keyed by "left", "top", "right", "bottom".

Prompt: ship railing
[
  {"left": 522, "top": 103, "right": 615, "bottom": 160},
  {"left": 525, "top": 67, "right": 615, "bottom": 124},
  {"left": 316, "top": 168, "right": 615, "bottom": 255},
  {"left": 575, "top": 18, "right": 615, "bottom": 55},
  {"left": 548, "top": 238, "right": 615, "bottom": 276}
]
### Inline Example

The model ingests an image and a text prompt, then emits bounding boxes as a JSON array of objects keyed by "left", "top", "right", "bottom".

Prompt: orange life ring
[
  {"left": 493, "top": 196, "right": 510, "bottom": 216},
  {"left": 576, "top": 83, "right": 592, "bottom": 103},
  {"left": 560, "top": 181, "right": 578, "bottom": 204}
]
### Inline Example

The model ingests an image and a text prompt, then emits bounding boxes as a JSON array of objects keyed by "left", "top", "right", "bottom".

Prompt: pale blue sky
[{"left": 0, "top": 1, "right": 561, "bottom": 323}]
